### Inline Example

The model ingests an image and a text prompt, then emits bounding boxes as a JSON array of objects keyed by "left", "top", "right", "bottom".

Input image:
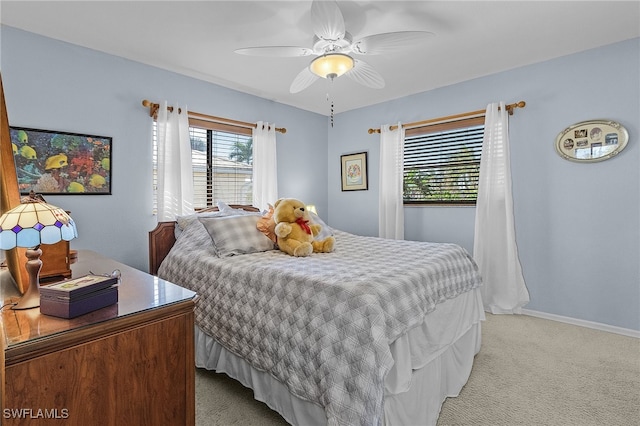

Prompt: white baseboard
[{"left": 521, "top": 309, "right": 640, "bottom": 339}]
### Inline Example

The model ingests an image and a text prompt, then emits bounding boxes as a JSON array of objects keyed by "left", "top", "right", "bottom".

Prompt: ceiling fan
[{"left": 235, "top": 0, "right": 434, "bottom": 94}]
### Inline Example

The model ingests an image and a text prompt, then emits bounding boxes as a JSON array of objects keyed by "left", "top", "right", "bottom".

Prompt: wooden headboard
[{"left": 148, "top": 204, "right": 261, "bottom": 276}]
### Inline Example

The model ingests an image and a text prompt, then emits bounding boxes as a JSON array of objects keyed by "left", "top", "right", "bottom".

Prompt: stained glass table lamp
[{"left": 0, "top": 195, "right": 78, "bottom": 309}]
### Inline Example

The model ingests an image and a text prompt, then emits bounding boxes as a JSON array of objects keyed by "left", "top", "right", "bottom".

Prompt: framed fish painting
[{"left": 9, "top": 127, "right": 112, "bottom": 195}]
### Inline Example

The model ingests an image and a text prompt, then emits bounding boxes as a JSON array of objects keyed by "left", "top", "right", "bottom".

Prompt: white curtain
[
  {"left": 252, "top": 121, "right": 278, "bottom": 211},
  {"left": 474, "top": 102, "right": 530, "bottom": 314},
  {"left": 156, "top": 101, "right": 194, "bottom": 222},
  {"left": 379, "top": 123, "right": 405, "bottom": 239}
]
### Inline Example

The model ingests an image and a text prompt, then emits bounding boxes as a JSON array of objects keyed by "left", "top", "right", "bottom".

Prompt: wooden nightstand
[{"left": 0, "top": 250, "right": 198, "bottom": 425}]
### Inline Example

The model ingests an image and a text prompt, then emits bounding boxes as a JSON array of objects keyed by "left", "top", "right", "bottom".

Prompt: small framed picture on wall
[{"left": 340, "top": 151, "right": 368, "bottom": 191}]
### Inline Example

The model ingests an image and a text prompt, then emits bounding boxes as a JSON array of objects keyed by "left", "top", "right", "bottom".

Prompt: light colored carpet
[{"left": 195, "top": 314, "right": 640, "bottom": 425}]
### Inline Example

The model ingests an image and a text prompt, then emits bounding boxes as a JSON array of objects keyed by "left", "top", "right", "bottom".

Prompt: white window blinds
[{"left": 403, "top": 116, "right": 484, "bottom": 205}]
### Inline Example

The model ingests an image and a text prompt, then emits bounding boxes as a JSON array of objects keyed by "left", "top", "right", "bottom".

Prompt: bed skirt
[{"left": 195, "top": 288, "right": 484, "bottom": 426}]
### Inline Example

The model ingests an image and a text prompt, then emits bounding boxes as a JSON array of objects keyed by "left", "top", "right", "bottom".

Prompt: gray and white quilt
[{"left": 158, "top": 220, "right": 482, "bottom": 426}]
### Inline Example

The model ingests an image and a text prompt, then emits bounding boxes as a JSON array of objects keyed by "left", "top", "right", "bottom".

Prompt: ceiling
[{"left": 1, "top": 1, "right": 639, "bottom": 116}]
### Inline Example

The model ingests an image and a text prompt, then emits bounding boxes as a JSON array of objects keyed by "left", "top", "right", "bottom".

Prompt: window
[
  {"left": 403, "top": 116, "right": 484, "bottom": 205},
  {"left": 153, "top": 119, "right": 253, "bottom": 210}
]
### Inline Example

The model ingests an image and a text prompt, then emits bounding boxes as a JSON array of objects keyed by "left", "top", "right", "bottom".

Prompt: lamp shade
[
  {"left": 0, "top": 199, "right": 77, "bottom": 250},
  {"left": 309, "top": 53, "right": 354, "bottom": 79}
]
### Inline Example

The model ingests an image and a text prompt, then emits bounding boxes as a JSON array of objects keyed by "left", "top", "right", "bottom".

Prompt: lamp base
[{"left": 11, "top": 247, "right": 43, "bottom": 310}]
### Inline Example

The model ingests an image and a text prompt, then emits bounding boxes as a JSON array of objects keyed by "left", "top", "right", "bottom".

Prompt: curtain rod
[
  {"left": 141, "top": 99, "right": 287, "bottom": 134},
  {"left": 367, "top": 100, "right": 526, "bottom": 134}
]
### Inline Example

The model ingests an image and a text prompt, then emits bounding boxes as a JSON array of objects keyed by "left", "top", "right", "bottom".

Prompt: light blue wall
[
  {"left": 1, "top": 26, "right": 328, "bottom": 273},
  {"left": 2, "top": 25, "right": 638, "bottom": 331},
  {"left": 328, "top": 38, "right": 640, "bottom": 331}
]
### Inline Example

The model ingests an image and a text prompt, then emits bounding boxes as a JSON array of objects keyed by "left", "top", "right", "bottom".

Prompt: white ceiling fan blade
[
  {"left": 311, "top": 0, "right": 345, "bottom": 41},
  {"left": 290, "top": 67, "right": 320, "bottom": 93},
  {"left": 344, "top": 59, "right": 385, "bottom": 89},
  {"left": 352, "top": 31, "right": 435, "bottom": 55},
  {"left": 235, "top": 46, "right": 314, "bottom": 57}
]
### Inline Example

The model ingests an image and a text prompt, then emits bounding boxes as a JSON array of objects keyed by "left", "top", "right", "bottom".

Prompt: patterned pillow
[
  {"left": 177, "top": 210, "right": 229, "bottom": 232},
  {"left": 199, "top": 215, "right": 275, "bottom": 257},
  {"left": 256, "top": 204, "right": 277, "bottom": 243}
]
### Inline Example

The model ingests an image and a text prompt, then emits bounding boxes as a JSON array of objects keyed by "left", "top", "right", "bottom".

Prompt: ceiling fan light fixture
[{"left": 309, "top": 53, "right": 354, "bottom": 80}]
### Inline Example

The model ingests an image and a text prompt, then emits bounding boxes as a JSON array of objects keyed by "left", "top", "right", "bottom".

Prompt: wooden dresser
[{"left": 1, "top": 250, "right": 197, "bottom": 425}]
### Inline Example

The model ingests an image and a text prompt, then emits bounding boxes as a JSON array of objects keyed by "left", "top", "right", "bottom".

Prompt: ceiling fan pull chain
[
  {"left": 331, "top": 100, "right": 335, "bottom": 127},
  {"left": 326, "top": 82, "right": 335, "bottom": 127},
  {"left": 326, "top": 92, "right": 334, "bottom": 127}
]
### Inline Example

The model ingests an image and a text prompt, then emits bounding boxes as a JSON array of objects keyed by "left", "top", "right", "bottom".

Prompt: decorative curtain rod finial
[{"left": 506, "top": 101, "right": 526, "bottom": 115}]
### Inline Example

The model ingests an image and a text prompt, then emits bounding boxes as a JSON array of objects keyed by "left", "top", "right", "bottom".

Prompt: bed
[{"left": 149, "top": 204, "right": 485, "bottom": 426}]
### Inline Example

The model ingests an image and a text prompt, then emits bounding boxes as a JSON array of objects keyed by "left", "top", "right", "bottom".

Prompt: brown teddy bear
[{"left": 273, "top": 198, "right": 335, "bottom": 257}]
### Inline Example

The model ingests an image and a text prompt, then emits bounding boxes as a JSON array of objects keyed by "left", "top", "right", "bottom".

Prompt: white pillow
[
  {"left": 199, "top": 215, "right": 275, "bottom": 257},
  {"left": 309, "top": 211, "right": 334, "bottom": 240},
  {"left": 216, "top": 200, "right": 259, "bottom": 216}
]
